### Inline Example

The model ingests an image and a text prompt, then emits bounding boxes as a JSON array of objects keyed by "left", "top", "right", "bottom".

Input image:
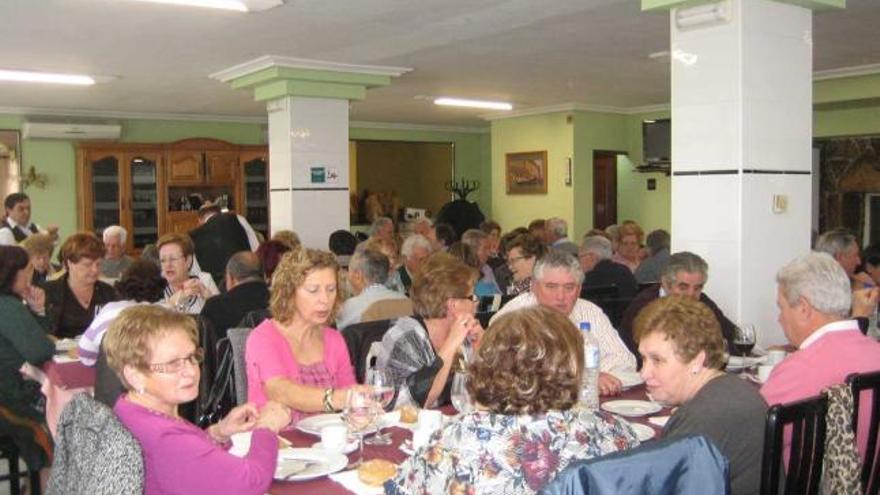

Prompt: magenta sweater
[{"left": 114, "top": 397, "right": 278, "bottom": 494}]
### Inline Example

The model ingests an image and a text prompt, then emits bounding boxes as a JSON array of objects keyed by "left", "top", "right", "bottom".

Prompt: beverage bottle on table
[{"left": 579, "top": 322, "right": 600, "bottom": 410}]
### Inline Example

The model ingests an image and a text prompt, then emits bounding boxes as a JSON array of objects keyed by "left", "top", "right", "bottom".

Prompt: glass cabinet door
[
  {"left": 129, "top": 155, "right": 159, "bottom": 249},
  {"left": 90, "top": 155, "right": 120, "bottom": 235},
  {"left": 243, "top": 157, "right": 268, "bottom": 238}
]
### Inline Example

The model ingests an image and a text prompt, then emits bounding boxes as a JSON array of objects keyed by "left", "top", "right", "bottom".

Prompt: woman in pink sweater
[{"left": 105, "top": 305, "right": 289, "bottom": 495}]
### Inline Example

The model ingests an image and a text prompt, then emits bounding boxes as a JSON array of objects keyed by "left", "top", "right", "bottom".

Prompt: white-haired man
[
  {"left": 396, "top": 234, "right": 432, "bottom": 294},
  {"left": 579, "top": 235, "right": 637, "bottom": 299},
  {"left": 491, "top": 250, "right": 637, "bottom": 395},
  {"left": 100, "top": 225, "right": 134, "bottom": 280},
  {"left": 338, "top": 247, "right": 411, "bottom": 330},
  {"left": 545, "top": 217, "right": 578, "bottom": 257},
  {"left": 762, "top": 251, "right": 880, "bottom": 457}
]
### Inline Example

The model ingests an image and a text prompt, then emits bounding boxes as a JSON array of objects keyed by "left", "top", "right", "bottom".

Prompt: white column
[
  {"left": 670, "top": 0, "right": 813, "bottom": 347},
  {"left": 268, "top": 96, "right": 350, "bottom": 249}
]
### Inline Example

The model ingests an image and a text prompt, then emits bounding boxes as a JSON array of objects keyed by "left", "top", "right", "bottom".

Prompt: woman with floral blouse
[{"left": 386, "top": 306, "right": 639, "bottom": 495}]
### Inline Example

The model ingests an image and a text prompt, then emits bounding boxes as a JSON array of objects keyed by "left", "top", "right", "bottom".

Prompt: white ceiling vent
[{"left": 22, "top": 121, "right": 122, "bottom": 140}]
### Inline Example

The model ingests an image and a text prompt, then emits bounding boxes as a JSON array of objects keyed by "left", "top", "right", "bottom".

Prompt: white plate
[
  {"left": 296, "top": 413, "right": 394, "bottom": 436},
  {"left": 311, "top": 439, "right": 358, "bottom": 455},
  {"left": 275, "top": 448, "right": 348, "bottom": 481},
  {"left": 55, "top": 338, "right": 78, "bottom": 352},
  {"left": 726, "top": 355, "right": 767, "bottom": 370},
  {"left": 612, "top": 371, "right": 644, "bottom": 390},
  {"left": 628, "top": 423, "right": 656, "bottom": 442},
  {"left": 601, "top": 400, "right": 662, "bottom": 417}
]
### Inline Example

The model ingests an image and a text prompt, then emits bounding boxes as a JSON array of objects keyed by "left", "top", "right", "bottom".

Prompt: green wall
[
  {"left": 814, "top": 103, "right": 880, "bottom": 138},
  {"left": 490, "top": 112, "right": 573, "bottom": 232}
]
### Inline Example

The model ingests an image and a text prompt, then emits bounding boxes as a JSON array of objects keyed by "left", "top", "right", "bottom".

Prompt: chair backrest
[
  {"left": 47, "top": 393, "right": 143, "bottom": 495},
  {"left": 760, "top": 394, "right": 829, "bottom": 495},
  {"left": 580, "top": 284, "right": 619, "bottom": 302},
  {"left": 196, "top": 337, "right": 235, "bottom": 427},
  {"left": 360, "top": 298, "right": 413, "bottom": 323},
  {"left": 848, "top": 370, "right": 880, "bottom": 494},
  {"left": 539, "top": 434, "right": 729, "bottom": 495},
  {"left": 364, "top": 341, "right": 383, "bottom": 377},
  {"left": 341, "top": 319, "right": 395, "bottom": 383},
  {"left": 227, "top": 327, "right": 254, "bottom": 405}
]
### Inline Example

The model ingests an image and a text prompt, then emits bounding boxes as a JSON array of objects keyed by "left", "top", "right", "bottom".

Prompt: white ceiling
[{"left": 3, "top": 0, "right": 880, "bottom": 128}]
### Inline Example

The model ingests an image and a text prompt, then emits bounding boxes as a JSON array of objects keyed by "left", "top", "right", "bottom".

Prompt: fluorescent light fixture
[
  {"left": 132, "top": 0, "right": 283, "bottom": 11},
  {"left": 0, "top": 70, "right": 95, "bottom": 86},
  {"left": 434, "top": 97, "right": 513, "bottom": 111}
]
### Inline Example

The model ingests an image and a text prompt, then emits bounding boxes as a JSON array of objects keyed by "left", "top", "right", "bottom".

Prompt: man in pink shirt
[{"left": 761, "top": 251, "right": 880, "bottom": 458}]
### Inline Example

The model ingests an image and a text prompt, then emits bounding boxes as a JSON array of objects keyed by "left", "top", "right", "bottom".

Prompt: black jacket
[{"left": 200, "top": 280, "right": 269, "bottom": 340}]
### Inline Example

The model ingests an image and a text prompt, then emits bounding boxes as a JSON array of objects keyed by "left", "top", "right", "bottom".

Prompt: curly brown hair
[
  {"left": 103, "top": 305, "right": 198, "bottom": 389},
  {"left": 411, "top": 252, "right": 478, "bottom": 318},
  {"left": 633, "top": 295, "right": 726, "bottom": 370},
  {"left": 58, "top": 232, "right": 105, "bottom": 267},
  {"left": 506, "top": 233, "right": 546, "bottom": 260},
  {"left": 270, "top": 247, "right": 341, "bottom": 324},
  {"left": 467, "top": 306, "right": 583, "bottom": 414}
]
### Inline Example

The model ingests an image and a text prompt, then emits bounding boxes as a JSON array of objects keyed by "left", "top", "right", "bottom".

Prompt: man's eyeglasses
[{"left": 146, "top": 349, "right": 204, "bottom": 374}]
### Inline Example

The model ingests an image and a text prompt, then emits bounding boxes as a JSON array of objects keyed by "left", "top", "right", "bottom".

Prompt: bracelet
[{"left": 323, "top": 387, "right": 335, "bottom": 412}]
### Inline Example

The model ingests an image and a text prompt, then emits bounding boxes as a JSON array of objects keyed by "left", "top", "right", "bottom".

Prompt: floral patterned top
[{"left": 385, "top": 408, "right": 640, "bottom": 495}]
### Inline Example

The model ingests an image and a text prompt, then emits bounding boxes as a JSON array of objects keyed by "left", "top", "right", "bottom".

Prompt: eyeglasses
[
  {"left": 159, "top": 255, "right": 185, "bottom": 265},
  {"left": 459, "top": 294, "right": 479, "bottom": 303},
  {"left": 146, "top": 349, "right": 204, "bottom": 374}
]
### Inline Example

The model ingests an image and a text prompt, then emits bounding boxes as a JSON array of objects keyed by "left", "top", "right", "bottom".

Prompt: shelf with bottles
[{"left": 168, "top": 186, "right": 235, "bottom": 212}]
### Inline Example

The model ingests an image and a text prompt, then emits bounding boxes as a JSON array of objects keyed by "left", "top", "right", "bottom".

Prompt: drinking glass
[
  {"left": 342, "top": 389, "right": 378, "bottom": 468},
  {"left": 364, "top": 368, "right": 395, "bottom": 445},
  {"left": 733, "top": 324, "right": 757, "bottom": 357},
  {"left": 451, "top": 372, "right": 472, "bottom": 414}
]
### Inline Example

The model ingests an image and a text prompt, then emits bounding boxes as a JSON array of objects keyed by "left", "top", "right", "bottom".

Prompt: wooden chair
[
  {"left": 760, "top": 395, "right": 829, "bottom": 495},
  {"left": 0, "top": 435, "right": 41, "bottom": 495},
  {"left": 340, "top": 319, "right": 395, "bottom": 383},
  {"left": 848, "top": 371, "right": 880, "bottom": 494}
]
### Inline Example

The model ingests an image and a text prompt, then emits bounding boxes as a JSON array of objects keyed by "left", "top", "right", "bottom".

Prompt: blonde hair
[
  {"left": 411, "top": 252, "right": 478, "bottom": 318},
  {"left": 156, "top": 233, "right": 194, "bottom": 257},
  {"left": 270, "top": 247, "right": 341, "bottom": 324},
  {"left": 19, "top": 232, "right": 55, "bottom": 256},
  {"left": 103, "top": 305, "right": 198, "bottom": 389}
]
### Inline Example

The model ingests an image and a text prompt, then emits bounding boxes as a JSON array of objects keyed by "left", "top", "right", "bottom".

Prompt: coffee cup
[
  {"left": 417, "top": 409, "right": 442, "bottom": 433},
  {"left": 767, "top": 349, "right": 787, "bottom": 366},
  {"left": 757, "top": 364, "right": 775, "bottom": 383},
  {"left": 320, "top": 425, "right": 348, "bottom": 453}
]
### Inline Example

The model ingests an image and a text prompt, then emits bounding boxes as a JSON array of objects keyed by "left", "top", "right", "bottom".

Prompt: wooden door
[
  {"left": 167, "top": 150, "right": 203, "bottom": 184},
  {"left": 593, "top": 151, "right": 618, "bottom": 230},
  {"left": 205, "top": 151, "right": 239, "bottom": 185}
]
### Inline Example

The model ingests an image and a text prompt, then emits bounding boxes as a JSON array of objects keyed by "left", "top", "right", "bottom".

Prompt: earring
[
  {"left": 137, "top": 385, "right": 145, "bottom": 395},
  {"left": 690, "top": 368, "right": 699, "bottom": 375}
]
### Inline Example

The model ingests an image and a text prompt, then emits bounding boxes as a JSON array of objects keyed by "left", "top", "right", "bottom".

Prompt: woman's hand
[
  {"left": 182, "top": 277, "right": 210, "bottom": 299},
  {"left": 598, "top": 372, "right": 623, "bottom": 396},
  {"left": 852, "top": 286, "right": 879, "bottom": 318},
  {"left": 211, "top": 403, "right": 260, "bottom": 442},
  {"left": 256, "top": 401, "right": 291, "bottom": 433},
  {"left": 24, "top": 285, "right": 46, "bottom": 315}
]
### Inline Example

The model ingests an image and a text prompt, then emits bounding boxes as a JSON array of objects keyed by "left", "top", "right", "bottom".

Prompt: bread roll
[{"left": 357, "top": 459, "right": 397, "bottom": 486}]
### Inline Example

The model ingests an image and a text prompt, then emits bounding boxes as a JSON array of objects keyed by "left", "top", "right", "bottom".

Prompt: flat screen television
[{"left": 642, "top": 118, "right": 671, "bottom": 166}]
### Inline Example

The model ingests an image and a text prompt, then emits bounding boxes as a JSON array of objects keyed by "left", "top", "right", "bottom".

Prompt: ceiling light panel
[
  {"left": 434, "top": 98, "right": 513, "bottom": 111},
  {"left": 0, "top": 70, "right": 95, "bottom": 85}
]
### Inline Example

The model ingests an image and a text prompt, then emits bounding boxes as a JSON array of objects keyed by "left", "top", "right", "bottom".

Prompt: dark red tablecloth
[
  {"left": 268, "top": 386, "right": 670, "bottom": 495},
  {"left": 43, "top": 360, "right": 95, "bottom": 389}
]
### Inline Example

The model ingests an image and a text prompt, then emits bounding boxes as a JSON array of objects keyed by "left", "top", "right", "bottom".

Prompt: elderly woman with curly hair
[
  {"left": 612, "top": 220, "right": 644, "bottom": 273},
  {"left": 505, "top": 233, "right": 547, "bottom": 296},
  {"left": 19, "top": 232, "right": 57, "bottom": 286},
  {"left": 376, "top": 252, "right": 483, "bottom": 409},
  {"left": 44, "top": 232, "right": 119, "bottom": 338},
  {"left": 78, "top": 259, "right": 167, "bottom": 366},
  {"left": 636, "top": 296, "right": 766, "bottom": 495},
  {"left": 245, "top": 247, "right": 356, "bottom": 423},
  {"left": 387, "top": 306, "right": 639, "bottom": 494}
]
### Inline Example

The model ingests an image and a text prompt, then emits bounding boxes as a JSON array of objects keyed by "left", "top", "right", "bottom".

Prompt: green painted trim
[
  {"left": 815, "top": 73, "right": 880, "bottom": 105},
  {"left": 252, "top": 80, "right": 366, "bottom": 101},
  {"left": 231, "top": 67, "right": 390, "bottom": 90},
  {"left": 643, "top": 0, "right": 843, "bottom": 10}
]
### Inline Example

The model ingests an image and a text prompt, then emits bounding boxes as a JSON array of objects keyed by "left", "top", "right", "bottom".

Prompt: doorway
[{"left": 593, "top": 150, "right": 619, "bottom": 229}]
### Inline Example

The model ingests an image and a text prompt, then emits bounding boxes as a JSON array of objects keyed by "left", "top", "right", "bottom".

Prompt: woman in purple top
[
  {"left": 246, "top": 247, "right": 357, "bottom": 423},
  {"left": 104, "top": 305, "right": 290, "bottom": 495}
]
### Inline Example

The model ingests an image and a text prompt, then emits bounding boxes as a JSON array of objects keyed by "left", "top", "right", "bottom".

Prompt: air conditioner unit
[{"left": 21, "top": 121, "right": 122, "bottom": 140}]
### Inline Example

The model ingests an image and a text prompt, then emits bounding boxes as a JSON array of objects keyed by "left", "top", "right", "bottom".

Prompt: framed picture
[{"left": 506, "top": 150, "right": 547, "bottom": 194}]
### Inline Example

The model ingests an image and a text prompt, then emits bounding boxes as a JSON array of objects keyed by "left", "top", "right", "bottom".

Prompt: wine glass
[
  {"left": 342, "top": 389, "right": 378, "bottom": 468},
  {"left": 732, "top": 324, "right": 757, "bottom": 374},
  {"left": 450, "top": 372, "right": 472, "bottom": 414},
  {"left": 364, "top": 368, "right": 394, "bottom": 445}
]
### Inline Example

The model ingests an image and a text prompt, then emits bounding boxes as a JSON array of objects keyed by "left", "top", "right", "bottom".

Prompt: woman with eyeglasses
[
  {"left": 377, "top": 252, "right": 484, "bottom": 408},
  {"left": 105, "top": 305, "right": 290, "bottom": 495},
  {"left": 504, "top": 233, "right": 546, "bottom": 296},
  {"left": 156, "top": 233, "right": 218, "bottom": 314}
]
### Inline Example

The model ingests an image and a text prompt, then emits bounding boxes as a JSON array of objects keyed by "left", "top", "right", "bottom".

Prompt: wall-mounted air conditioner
[{"left": 21, "top": 121, "right": 122, "bottom": 140}]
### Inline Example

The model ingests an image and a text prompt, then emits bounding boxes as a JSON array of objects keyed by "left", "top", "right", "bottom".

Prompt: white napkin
[
  {"left": 329, "top": 469, "right": 384, "bottom": 495},
  {"left": 648, "top": 415, "right": 670, "bottom": 427},
  {"left": 52, "top": 354, "right": 79, "bottom": 364}
]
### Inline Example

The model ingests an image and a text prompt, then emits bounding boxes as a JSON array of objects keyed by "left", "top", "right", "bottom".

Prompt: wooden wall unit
[{"left": 77, "top": 138, "right": 268, "bottom": 252}]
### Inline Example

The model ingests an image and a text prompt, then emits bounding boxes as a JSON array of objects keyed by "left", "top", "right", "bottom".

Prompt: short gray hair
[
  {"left": 401, "top": 234, "right": 432, "bottom": 258},
  {"left": 369, "top": 217, "right": 393, "bottom": 237},
  {"left": 226, "top": 251, "right": 263, "bottom": 282},
  {"left": 533, "top": 250, "right": 584, "bottom": 284},
  {"left": 580, "top": 235, "right": 612, "bottom": 260},
  {"left": 777, "top": 252, "right": 851, "bottom": 317},
  {"left": 547, "top": 217, "right": 568, "bottom": 238},
  {"left": 661, "top": 251, "right": 708, "bottom": 286},
  {"left": 103, "top": 225, "right": 127, "bottom": 244},
  {"left": 815, "top": 228, "right": 857, "bottom": 258},
  {"left": 461, "top": 229, "right": 487, "bottom": 252},
  {"left": 645, "top": 229, "right": 670, "bottom": 255},
  {"left": 349, "top": 248, "right": 390, "bottom": 285}
]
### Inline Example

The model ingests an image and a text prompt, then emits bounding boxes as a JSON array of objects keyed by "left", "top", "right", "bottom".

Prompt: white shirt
[
  {"left": 0, "top": 218, "right": 43, "bottom": 246},
  {"left": 490, "top": 292, "right": 637, "bottom": 373},
  {"left": 799, "top": 319, "right": 857, "bottom": 349}
]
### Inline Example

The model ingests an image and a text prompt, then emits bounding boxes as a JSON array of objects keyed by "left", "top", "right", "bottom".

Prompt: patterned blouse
[{"left": 385, "top": 408, "right": 640, "bottom": 495}]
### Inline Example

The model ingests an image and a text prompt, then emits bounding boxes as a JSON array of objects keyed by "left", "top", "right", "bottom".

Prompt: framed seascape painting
[{"left": 506, "top": 150, "right": 547, "bottom": 194}]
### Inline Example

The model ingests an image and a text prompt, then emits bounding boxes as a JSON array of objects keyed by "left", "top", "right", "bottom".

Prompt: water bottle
[{"left": 579, "top": 321, "right": 600, "bottom": 410}]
